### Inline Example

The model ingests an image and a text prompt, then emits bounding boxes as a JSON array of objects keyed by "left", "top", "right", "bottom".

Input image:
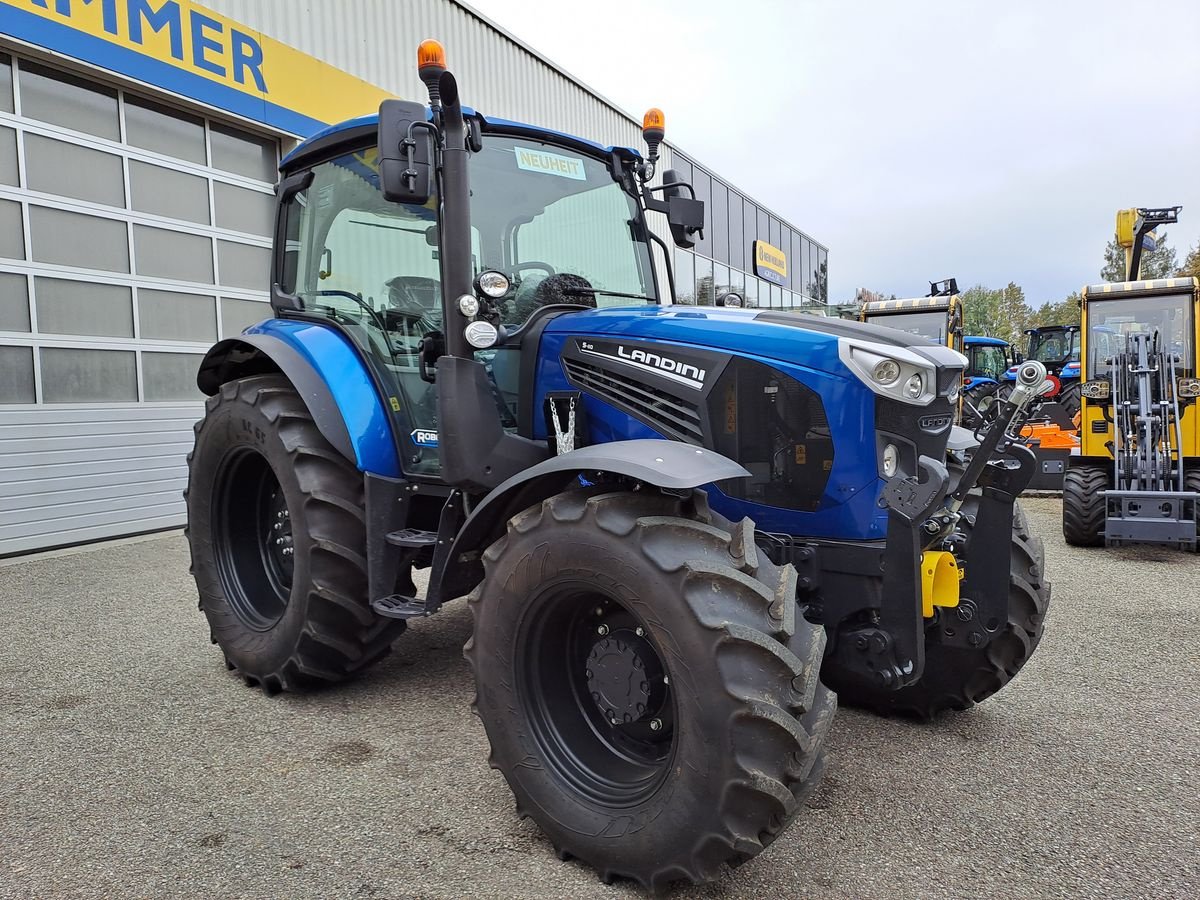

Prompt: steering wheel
[{"left": 512, "top": 261, "right": 556, "bottom": 278}]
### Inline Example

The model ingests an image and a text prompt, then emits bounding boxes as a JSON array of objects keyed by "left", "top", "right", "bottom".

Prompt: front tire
[
  {"left": 186, "top": 375, "right": 405, "bottom": 693},
  {"left": 1058, "top": 380, "right": 1081, "bottom": 420},
  {"left": 1063, "top": 463, "right": 1108, "bottom": 547},
  {"left": 465, "top": 489, "right": 835, "bottom": 889}
]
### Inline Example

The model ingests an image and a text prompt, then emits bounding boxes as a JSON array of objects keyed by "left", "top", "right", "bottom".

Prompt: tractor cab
[{"left": 858, "top": 277, "right": 965, "bottom": 354}]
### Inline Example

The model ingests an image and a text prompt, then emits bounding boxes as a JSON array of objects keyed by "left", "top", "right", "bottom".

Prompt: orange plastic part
[{"left": 417, "top": 39, "right": 446, "bottom": 70}]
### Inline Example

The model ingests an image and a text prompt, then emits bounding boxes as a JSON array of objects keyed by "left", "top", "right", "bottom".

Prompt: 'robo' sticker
[
  {"left": 514, "top": 147, "right": 586, "bottom": 181},
  {"left": 411, "top": 429, "right": 438, "bottom": 448}
]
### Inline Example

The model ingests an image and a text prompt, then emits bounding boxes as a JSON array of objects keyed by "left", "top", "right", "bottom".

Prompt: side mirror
[
  {"left": 1012, "top": 350, "right": 1024, "bottom": 364},
  {"left": 661, "top": 168, "right": 704, "bottom": 249},
  {"left": 378, "top": 99, "right": 434, "bottom": 204}
]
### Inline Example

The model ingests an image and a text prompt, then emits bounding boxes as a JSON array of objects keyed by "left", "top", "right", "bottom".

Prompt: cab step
[
  {"left": 371, "top": 595, "right": 430, "bottom": 619},
  {"left": 386, "top": 528, "right": 438, "bottom": 548}
]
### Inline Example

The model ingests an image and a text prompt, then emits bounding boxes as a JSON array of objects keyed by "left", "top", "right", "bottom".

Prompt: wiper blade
[{"left": 563, "top": 287, "right": 655, "bottom": 302}]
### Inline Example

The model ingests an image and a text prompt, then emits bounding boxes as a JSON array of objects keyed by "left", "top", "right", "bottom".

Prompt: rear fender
[
  {"left": 431, "top": 440, "right": 750, "bottom": 603},
  {"left": 196, "top": 318, "right": 400, "bottom": 476}
]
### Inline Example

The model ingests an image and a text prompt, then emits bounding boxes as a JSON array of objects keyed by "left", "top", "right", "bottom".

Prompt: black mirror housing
[
  {"left": 378, "top": 99, "right": 434, "bottom": 204},
  {"left": 661, "top": 167, "right": 704, "bottom": 249}
]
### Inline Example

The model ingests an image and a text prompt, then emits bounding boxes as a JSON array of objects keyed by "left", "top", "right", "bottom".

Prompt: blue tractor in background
[
  {"left": 185, "top": 42, "right": 1052, "bottom": 889},
  {"left": 1000, "top": 324, "right": 1082, "bottom": 419},
  {"left": 961, "top": 334, "right": 1018, "bottom": 428}
]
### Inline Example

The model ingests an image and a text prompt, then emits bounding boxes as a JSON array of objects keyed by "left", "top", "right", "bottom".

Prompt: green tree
[
  {"left": 961, "top": 282, "right": 1031, "bottom": 346},
  {"left": 1028, "top": 292, "right": 1081, "bottom": 328},
  {"left": 1177, "top": 241, "right": 1200, "bottom": 280},
  {"left": 1101, "top": 231, "right": 1179, "bottom": 281}
]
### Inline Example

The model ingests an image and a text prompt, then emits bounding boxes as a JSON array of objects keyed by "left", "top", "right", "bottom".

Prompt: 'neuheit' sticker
[{"left": 514, "top": 147, "right": 586, "bottom": 181}]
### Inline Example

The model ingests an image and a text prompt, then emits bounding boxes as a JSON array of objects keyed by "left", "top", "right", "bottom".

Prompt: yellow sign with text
[
  {"left": 1, "top": 0, "right": 393, "bottom": 133},
  {"left": 754, "top": 240, "right": 788, "bottom": 287}
]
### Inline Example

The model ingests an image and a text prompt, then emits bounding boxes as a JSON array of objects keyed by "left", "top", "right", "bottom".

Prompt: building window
[
  {"left": 34, "top": 277, "right": 134, "bottom": 338},
  {"left": 711, "top": 180, "right": 729, "bottom": 264},
  {"left": 674, "top": 249, "right": 695, "bottom": 304},
  {"left": 30, "top": 207, "right": 129, "bottom": 272},
  {"left": 124, "top": 95, "right": 207, "bottom": 165},
  {"left": 0, "top": 272, "right": 30, "bottom": 331},
  {"left": 695, "top": 255, "right": 714, "bottom": 306},
  {"left": 0, "top": 344, "right": 35, "bottom": 403},
  {"left": 40, "top": 347, "right": 137, "bottom": 403},
  {"left": 19, "top": 62, "right": 120, "bottom": 141},
  {"left": 728, "top": 192, "right": 744, "bottom": 272},
  {"left": 691, "top": 168, "right": 711, "bottom": 260}
]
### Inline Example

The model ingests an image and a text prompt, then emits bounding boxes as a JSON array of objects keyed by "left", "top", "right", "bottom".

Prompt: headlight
[
  {"left": 946, "top": 381, "right": 959, "bottom": 403},
  {"left": 873, "top": 359, "right": 901, "bottom": 385},
  {"left": 1178, "top": 377, "right": 1200, "bottom": 398},
  {"left": 457, "top": 294, "right": 480, "bottom": 317},
  {"left": 837, "top": 338, "right": 943, "bottom": 406},
  {"left": 476, "top": 270, "right": 510, "bottom": 299},
  {"left": 882, "top": 443, "right": 899, "bottom": 477},
  {"left": 1081, "top": 380, "right": 1110, "bottom": 400}
]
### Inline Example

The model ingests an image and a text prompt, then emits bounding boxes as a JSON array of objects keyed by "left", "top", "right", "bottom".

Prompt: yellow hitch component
[{"left": 920, "top": 551, "right": 963, "bottom": 618}]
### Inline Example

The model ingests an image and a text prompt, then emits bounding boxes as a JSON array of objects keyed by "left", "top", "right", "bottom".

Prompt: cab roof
[
  {"left": 280, "top": 108, "right": 641, "bottom": 172},
  {"left": 861, "top": 295, "right": 954, "bottom": 314},
  {"left": 1082, "top": 276, "right": 1199, "bottom": 300},
  {"left": 963, "top": 335, "right": 1009, "bottom": 347}
]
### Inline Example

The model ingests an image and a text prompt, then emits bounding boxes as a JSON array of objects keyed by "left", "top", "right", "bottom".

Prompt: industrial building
[{"left": 0, "top": 0, "right": 828, "bottom": 554}]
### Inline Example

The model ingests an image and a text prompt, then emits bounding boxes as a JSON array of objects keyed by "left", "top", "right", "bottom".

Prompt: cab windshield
[
  {"left": 865, "top": 311, "right": 947, "bottom": 345},
  {"left": 1087, "top": 293, "right": 1194, "bottom": 378},
  {"left": 1028, "top": 329, "right": 1080, "bottom": 365},
  {"left": 469, "top": 135, "right": 657, "bottom": 321},
  {"left": 968, "top": 344, "right": 1009, "bottom": 379},
  {"left": 277, "top": 133, "right": 655, "bottom": 475}
]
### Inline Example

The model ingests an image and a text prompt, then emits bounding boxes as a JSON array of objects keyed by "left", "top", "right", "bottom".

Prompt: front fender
[
  {"left": 196, "top": 318, "right": 400, "bottom": 476},
  {"left": 434, "top": 440, "right": 749, "bottom": 602}
]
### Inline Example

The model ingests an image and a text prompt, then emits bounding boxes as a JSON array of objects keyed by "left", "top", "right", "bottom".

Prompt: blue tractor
[
  {"left": 1000, "top": 324, "right": 1082, "bottom": 419},
  {"left": 186, "top": 42, "right": 1052, "bottom": 889},
  {"left": 961, "top": 335, "right": 1018, "bottom": 428}
]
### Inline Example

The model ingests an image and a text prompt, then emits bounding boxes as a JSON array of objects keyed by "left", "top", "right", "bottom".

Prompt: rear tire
[
  {"left": 824, "top": 480, "right": 1050, "bottom": 720},
  {"left": 1187, "top": 469, "right": 1200, "bottom": 539},
  {"left": 1063, "top": 463, "right": 1109, "bottom": 547},
  {"left": 465, "top": 489, "right": 835, "bottom": 889},
  {"left": 186, "top": 375, "right": 405, "bottom": 693},
  {"left": 962, "top": 383, "right": 999, "bottom": 429},
  {"left": 1058, "top": 380, "right": 1081, "bottom": 420}
]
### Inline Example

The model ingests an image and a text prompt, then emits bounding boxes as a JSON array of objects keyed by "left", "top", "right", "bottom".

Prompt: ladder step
[
  {"left": 371, "top": 595, "right": 430, "bottom": 620},
  {"left": 386, "top": 528, "right": 438, "bottom": 548}
]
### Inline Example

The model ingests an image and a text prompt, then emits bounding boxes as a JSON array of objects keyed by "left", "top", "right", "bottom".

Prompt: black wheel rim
[
  {"left": 212, "top": 447, "right": 293, "bottom": 631},
  {"left": 517, "top": 585, "right": 676, "bottom": 808}
]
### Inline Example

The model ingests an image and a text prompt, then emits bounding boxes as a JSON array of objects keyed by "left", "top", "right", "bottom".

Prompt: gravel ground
[{"left": 2, "top": 497, "right": 1198, "bottom": 899}]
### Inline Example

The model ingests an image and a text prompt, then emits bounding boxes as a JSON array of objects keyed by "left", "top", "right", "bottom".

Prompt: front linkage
[{"left": 823, "top": 360, "right": 1052, "bottom": 691}]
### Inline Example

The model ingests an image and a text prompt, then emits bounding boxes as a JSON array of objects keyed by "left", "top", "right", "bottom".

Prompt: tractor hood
[{"left": 541, "top": 305, "right": 966, "bottom": 375}]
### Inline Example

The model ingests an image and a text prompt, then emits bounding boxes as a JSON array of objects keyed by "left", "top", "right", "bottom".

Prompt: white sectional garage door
[{"left": 0, "top": 51, "right": 280, "bottom": 555}]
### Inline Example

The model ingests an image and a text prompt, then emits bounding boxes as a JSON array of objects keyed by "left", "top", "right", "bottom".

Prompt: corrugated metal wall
[{"left": 203, "top": 0, "right": 649, "bottom": 154}]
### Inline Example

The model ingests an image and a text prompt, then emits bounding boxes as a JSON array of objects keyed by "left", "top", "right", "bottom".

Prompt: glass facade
[{"left": 668, "top": 151, "right": 828, "bottom": 310}]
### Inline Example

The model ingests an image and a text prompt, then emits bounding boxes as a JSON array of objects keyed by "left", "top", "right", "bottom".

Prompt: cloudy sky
[{"left": 465, "top": 0, "right": 1200, "bottom": 305}]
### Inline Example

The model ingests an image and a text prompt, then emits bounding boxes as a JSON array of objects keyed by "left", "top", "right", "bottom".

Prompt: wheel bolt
[
  {"left": 594, "top": 607, "right": 604, "bottom": 616},
  {"left": 663, "top": 675, "right": 669, "bottom": 685},
  {"left": 597, "top": 624, "right": 609, "bottom": 636},
  {"left": 634, "top": 626, "right": 645, "bottom": 637},
  {"left": 281, "top": 547, "right": 293, "bottom": 557},
  {"left": 275, "top": 538, "right": 283, "bottom": 546},
  {"left": 274, "top": 522, "right": 282, "bottom": 530},
  {"left": 649, "top": 718, "right": 662, "bottom": 731}
]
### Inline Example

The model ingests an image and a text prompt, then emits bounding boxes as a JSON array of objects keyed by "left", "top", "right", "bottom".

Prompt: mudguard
[
  {"left": 195, "top": 319, "right": 400, "bottom": 477},
  {"left": 433, "top": 440, "right": 750, "bottom": 602}
]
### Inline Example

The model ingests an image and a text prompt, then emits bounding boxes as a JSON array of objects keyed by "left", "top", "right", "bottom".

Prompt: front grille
[
  {"left": 563, "top": 358, "right": 704, "bottom": 443},
  {"left": 938, "top": 366, "right": 964, "bottom": 395}
]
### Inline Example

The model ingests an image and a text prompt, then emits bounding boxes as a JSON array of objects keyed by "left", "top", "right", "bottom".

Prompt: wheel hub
[{"left": 585, "top": 632, "right": 661, "bottom": 724}]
